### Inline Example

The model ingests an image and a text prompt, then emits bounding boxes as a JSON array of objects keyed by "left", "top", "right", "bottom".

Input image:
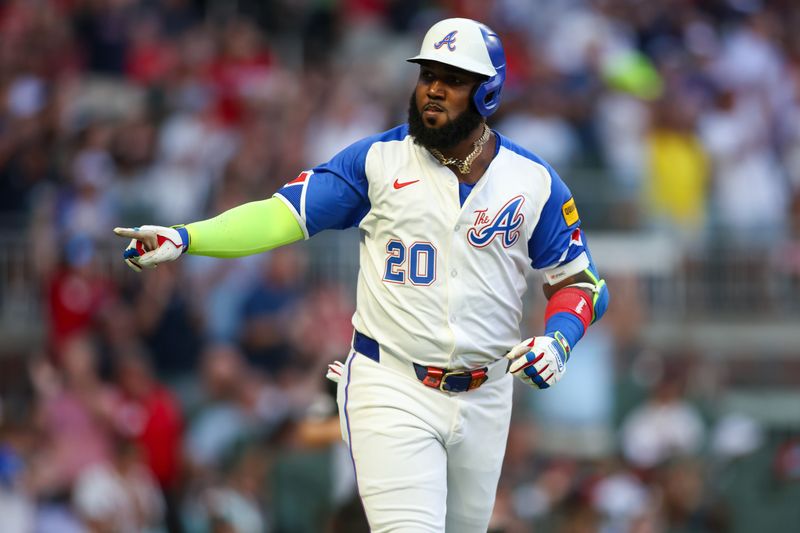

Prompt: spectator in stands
[
  {"left": 148, "top": 105, "right": 237, "bottom": 225},
  {"left": 0, "top": 139, "right": 59, "bottom": 221},
  {"left": 303, "top": 77, "right": 389, "bottom": 166},
  {"left": 58, "top": 124, "right": 118, "bottom": 242},
  {"left": 107, "top": 113, "right": 160, "bottom": 228},
  {"left": 238, "top": 247, "right": 307, "bottom": 375},
  {"left": 44, "top": 234, "right": 117, "bottom": 358},
  {"left": 644, "top": 91, "right": 710, "bottom": 245},
  {"left": 654, "top": 458, "right": 728, "bottom": 532},
  {"left": 131, "top": 261, "right": 203, "bottom": 381},
  {"left": 183, "top": 345, "right": 262, "bottom": 475},
  {"left": 72, "top": 432, "right": 165, "bottom": 533},
  {"left": 698, "top": 85, "right": 789, "bottom": 245},
  {"left": 620, "top": 365, "right": 706, "bottom": 470},
  {"left": 285, "top": 281, "right": 355, "bottom": 367},
  {"left": 28, "top": 335, "right": 120, "bottom": 527},
  {"left": 496, "top": 86, "right": 580, "bottom": 171},
  {"left": 591, "top": 457, "right": 660, "bottom": 533},
  {"left": 187, "top": 444, "right": 267, "bottom": 533},
  {"left": 114, "top": 349, "right": 184, "bottom": 532},
  {"left": 0, "top": 421, "right": 36, "bottom": 533}
]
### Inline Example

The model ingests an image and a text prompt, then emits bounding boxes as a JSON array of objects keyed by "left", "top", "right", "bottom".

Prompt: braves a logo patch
[
  {"left": 467, "top": 196, "right": 525, "bottom": 248},
  {"left": 434, "top": 30, "right": 458, "bottom": 51}
]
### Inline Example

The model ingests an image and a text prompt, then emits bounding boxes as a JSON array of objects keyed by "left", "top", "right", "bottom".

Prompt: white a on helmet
[{"left": 407, "top": 18, "right": 507, "bottom": 117}]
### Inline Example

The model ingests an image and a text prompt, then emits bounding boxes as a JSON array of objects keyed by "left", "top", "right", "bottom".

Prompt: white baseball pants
[{"left": 337, "top": 350, "right": 513, "bottom": 532}]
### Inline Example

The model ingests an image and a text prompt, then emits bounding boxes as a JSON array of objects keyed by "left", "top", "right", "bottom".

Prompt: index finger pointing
[
  {"left": 113, "top": 227, "right": 142, "bottom": 239},
  {"left": 114, "top": 227, "right": 159, "bottom": 252}
]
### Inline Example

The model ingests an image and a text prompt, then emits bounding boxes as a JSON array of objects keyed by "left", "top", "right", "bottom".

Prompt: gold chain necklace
[{"left": 430, "top": 124, "right": 491, "bottom": 175}]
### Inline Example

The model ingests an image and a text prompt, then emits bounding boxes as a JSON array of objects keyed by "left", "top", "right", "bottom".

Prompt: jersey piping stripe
[
  {"left": 299, "top": 172, "right": 310, "bottom": 221},
  {"left": 343, "top": 352, "right": 364, "bottom": 506},
  {"left": 272, "top": 193, "right": 309, "bottom": 239}
]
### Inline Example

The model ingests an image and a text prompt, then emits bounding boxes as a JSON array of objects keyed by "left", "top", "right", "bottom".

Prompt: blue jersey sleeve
[
  {"left": 274, "top": 143, "right": 371, "bottom": 237},
  {"left": 274, "top": 125, "right": 407, "bottom": 237},
  {"left": 528, "top": 166, "right": 584, "bottom": 269}
]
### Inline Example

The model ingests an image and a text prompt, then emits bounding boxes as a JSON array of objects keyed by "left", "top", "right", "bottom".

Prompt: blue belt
[
  {"left": 353, "top": 331, "right": 489, "bottom": 393},
  {"left": 353, "top": 330, "right": 381, "bottom": 362}
]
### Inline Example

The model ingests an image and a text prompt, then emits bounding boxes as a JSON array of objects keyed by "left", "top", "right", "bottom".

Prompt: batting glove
[
  {"left": 325, "top": 360, "right": 345, "bottom": 383},
  {"left": 506, "top": 334, "right": 570, "bottom": 389},
  {"left": 113, "top": 225, "right": 189, "bottom": 272}
]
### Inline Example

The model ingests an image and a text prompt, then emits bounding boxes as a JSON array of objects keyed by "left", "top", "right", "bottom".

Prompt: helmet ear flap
[
  {"left": 474, "top": 25, "right": 506, "bottom": 117},
  {"left": 473, "top": 73, "right": 503, "bottom": 116}
]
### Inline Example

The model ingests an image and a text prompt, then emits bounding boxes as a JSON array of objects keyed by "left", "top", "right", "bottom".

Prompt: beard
[{"left": 407, "top": 92, "right": 484, "bottom": 151}]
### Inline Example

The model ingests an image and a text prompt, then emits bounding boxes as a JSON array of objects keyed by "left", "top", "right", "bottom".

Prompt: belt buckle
[{"left": 440, "top": 369, "right": 467, "bottom": 392}]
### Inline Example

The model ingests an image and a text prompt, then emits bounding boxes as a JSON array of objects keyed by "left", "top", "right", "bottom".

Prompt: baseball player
[{"left": 114, "top": 18, "right": 609, "bottom": 533}]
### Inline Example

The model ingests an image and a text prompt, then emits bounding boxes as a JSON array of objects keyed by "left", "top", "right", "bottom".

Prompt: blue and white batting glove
[
  {"left": 113, "top": 225, "right": 189, "bottom": 272},
  {"left": 506, "top": 334, "right": 570, "bottom": 389}
]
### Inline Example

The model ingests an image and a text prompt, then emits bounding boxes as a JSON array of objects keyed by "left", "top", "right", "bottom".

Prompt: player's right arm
[
  {"left": 114, "top": 128, "right": 386, "bottom": 271},
  {"left": 113, "top": 197, "right": 304, "bottom": 271},
  {"left": 115, "top": 127, "right": 404, "bottom": 271}
]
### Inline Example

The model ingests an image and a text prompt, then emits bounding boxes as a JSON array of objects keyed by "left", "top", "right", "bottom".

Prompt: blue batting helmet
[{"left": 407, "top": 18, "right": 507, "bottom": 117}]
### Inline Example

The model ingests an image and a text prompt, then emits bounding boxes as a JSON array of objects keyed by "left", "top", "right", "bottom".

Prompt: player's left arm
[
  {"left": 507, "top": 255, "right": 609, "bottom": 390},
  {"left": 507, "top": 169, "right": 609, "bottom": 390},
  {"left": 540, "top": 257, "right": 609, "bottom": 337}
]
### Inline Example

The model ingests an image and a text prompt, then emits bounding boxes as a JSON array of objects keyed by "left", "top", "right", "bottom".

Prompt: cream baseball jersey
[{"left": 274, "top": 124, "right": 592, "bottom": 369}]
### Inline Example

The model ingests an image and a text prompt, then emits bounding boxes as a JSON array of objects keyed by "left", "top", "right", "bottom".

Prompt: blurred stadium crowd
[{"left": 1, "top": 0, "right": 800, "bottom": 532}]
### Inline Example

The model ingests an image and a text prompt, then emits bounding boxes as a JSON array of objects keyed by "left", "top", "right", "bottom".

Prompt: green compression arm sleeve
[{"left": 184, "top": 198, "right": 304, "bottom": 257}]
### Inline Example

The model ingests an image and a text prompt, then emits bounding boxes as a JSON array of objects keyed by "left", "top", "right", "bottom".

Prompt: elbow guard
[
  {"left": 543, "top": 270, "right": 609, "bottom": 352},
  {"left": 580, "top": 267, "right": 609, "bottom": 323}
]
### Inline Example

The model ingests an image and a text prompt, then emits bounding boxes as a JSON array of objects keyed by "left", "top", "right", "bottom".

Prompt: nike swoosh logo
[{"left": 393, "top": 178, "right": 420, "bottom": 190}]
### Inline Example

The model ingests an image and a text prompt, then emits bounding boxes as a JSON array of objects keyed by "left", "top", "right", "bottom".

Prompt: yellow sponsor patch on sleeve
[{"left": 562, "top": 197, "right": 579, "bottom": 226}]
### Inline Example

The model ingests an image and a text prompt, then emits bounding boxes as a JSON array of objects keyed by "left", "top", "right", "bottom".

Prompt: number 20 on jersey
[{"left": 383, "top": 240, "right": 437, "bottom": 286}]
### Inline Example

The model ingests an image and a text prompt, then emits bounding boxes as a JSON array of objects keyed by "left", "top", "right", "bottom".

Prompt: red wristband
[{"left": 544, "top": 287, "right": 593, "bottom": 331}]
